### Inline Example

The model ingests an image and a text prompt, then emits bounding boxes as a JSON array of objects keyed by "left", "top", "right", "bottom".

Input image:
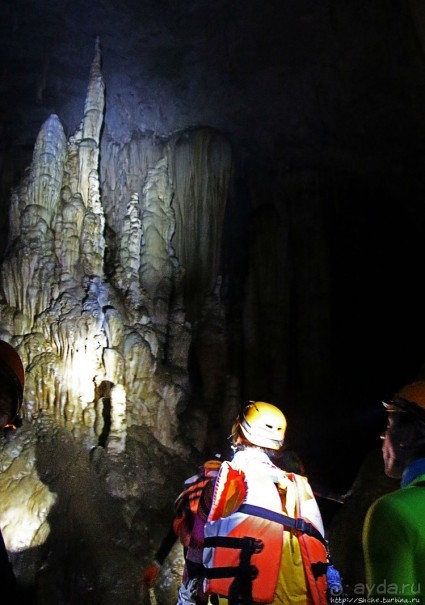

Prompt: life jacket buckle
[
  {"left": 294, "top": 518, "right": 310, "bottom": 534},
  {"left": 252, "top": 538, "right": 264, "bottom": 554}
]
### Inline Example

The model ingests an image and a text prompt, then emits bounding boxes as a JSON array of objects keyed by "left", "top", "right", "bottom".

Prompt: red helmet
[{"left": 0, "top": 340, "right": 25, "bottom": 421}]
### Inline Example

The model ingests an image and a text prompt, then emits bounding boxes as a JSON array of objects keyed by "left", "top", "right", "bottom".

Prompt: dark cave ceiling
[{"left": 1, "top": 0, "right": 425, "bottom": 161}]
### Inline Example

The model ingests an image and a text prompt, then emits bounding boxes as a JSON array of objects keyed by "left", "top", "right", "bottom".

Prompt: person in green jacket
[{"left": 362, "top": 380, "right": 425, "bottom": 598}]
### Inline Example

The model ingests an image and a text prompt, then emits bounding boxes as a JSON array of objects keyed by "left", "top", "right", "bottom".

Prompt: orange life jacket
[
  {"left": 203, "top": 453, "right": 328, "bottom": 605},
  {"left": 173, "top": 460, "right": 221, "bottom": 546}
]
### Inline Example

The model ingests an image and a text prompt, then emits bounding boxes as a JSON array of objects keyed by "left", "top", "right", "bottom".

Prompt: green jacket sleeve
[{"left": 362, "top": 494, "right": 415, "bottom": 593}]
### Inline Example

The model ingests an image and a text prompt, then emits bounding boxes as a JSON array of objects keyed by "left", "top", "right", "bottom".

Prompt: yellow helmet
[{"left": 239, "top": 401, "right": 286, "bottom": 450}]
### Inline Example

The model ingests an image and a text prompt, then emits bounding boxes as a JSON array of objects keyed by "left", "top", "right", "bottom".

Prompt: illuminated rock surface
[{"left": 0, "top": 43, "right": 234, "bottom": 604}]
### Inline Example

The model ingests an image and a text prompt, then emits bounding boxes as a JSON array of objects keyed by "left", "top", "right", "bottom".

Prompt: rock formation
[{"left": 0, "top": 40, "right": 234, "bottom": 603}]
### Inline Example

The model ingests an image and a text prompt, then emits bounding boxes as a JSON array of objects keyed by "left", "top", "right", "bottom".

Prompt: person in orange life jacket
[
  {"left": 177, "top": 451, "right": 305, "bottom": 605},
  {"left": 362, "top": 381, "right": 425, "bottom": 594},
  {"left": 203, "top": 401, "right": 330, "bottom": 605},
  {"left": 0, "top": 340, "right": 25, "bottom": 602},
  {"left": 140, "top": 457, "right": 222, "bottom": 602},
  {"left": 178, "top": 447, "right": 312, "bottom": 605}
]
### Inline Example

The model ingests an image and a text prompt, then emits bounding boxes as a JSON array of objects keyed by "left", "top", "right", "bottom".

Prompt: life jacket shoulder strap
[
  {"left": 237, "top": 503, "right": 328, "bottom": 548},
  {"left": 204, "top": 535, "right": 263, "bottom": 553}
]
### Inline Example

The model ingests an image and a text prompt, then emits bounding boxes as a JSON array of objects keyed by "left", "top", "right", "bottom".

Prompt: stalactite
[
  {"left": 100, "top": 133, "right": 163, "bottom": 237},
  {"left": 171, "top": 127, "right": 233, "bottom": 321},
  {"left": 140, "top": 156, "right": 176, "bottom": 337}
]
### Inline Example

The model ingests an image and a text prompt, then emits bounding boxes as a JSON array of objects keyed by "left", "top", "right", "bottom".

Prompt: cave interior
[{"left": 0, "top": 1, "right": 425, "bottom": 602}]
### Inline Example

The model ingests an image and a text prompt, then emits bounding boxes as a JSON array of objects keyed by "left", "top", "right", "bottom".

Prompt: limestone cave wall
[{"left": 0, "top": 43, "right": 236, "bottom": 604}]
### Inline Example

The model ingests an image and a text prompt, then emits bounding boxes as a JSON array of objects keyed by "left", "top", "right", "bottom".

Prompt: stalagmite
[
  {"left": 55, "top": 192, "right": 86, "bottom": 280},
  {"left": 77, "top": 37, "right": 105, "bottom": 207},
  {"left": 1, "top": 115, "right": 66, "bottom": 320},
  {"left": 27, "top": 114, "right": 67, "bottom": 222},
  {"left": 119, "top": 193, "right": 142, "bottom": 278},
  {"left": 80, "top": 209, "right": 106, "bottom": 276}
]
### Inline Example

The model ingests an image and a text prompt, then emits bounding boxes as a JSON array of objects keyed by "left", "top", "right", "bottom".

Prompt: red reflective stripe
[{"left": 175, "top": 478, "right": 210, "bottom": 515}]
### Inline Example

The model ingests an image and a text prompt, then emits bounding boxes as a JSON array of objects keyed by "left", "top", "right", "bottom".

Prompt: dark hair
[
  {"left": 230, "top": 420, "right": 284, "bottom": 460},
  {"left": 278, "top": 449, "right": 306, "bottom": 475}
]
